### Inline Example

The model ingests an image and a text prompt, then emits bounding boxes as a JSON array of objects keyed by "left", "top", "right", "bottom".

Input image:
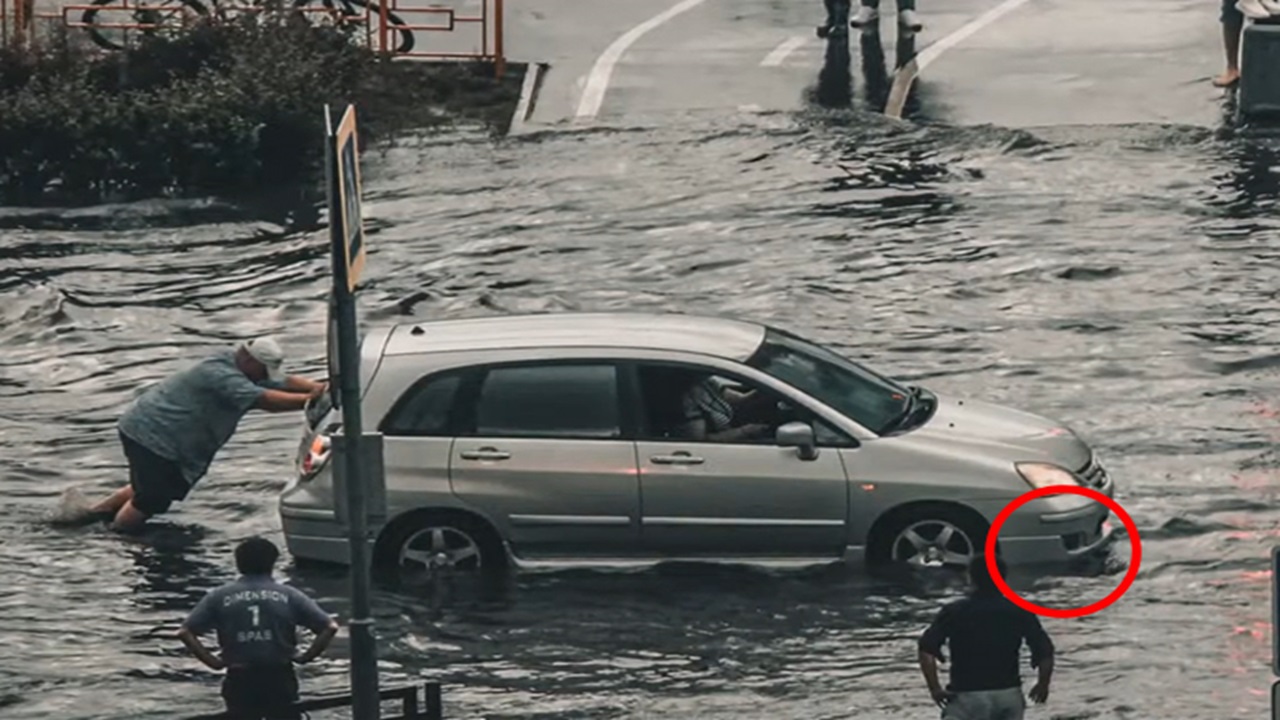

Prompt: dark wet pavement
[{"left": 3, "top": 1, "right": 1280, "bottom": 719}]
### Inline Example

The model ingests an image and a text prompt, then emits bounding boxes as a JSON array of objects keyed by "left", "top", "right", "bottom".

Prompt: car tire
[
  {"left": 867, "top": 505, "right": 989, "bottom": 570},
  {"left": 378, "top": 511, "right": 508, "bottom": 582}
]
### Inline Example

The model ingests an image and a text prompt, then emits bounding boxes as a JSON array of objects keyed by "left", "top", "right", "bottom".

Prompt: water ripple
[{"left": 1, "top": 111, "right": 1278, "bottom": 719}]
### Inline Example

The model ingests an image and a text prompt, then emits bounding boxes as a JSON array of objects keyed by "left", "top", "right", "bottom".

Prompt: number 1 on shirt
[{"left": 249, "top": 604, "right": 260, "bottom": 627}]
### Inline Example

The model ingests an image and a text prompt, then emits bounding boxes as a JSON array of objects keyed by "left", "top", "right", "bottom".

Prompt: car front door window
[{"left": 637, "top": 365, "right": 853, "bottom": 447}]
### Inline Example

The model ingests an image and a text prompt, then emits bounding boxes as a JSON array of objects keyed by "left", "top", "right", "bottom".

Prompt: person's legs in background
[
  {"left": 1216, "top": 0, "right": 1243, "bottom": 87},
  {"left": 818, "top": 0, "right": 849, "bottom": 38},
  {"left": 898, "top": 0, "right": 922, "bottom": 32},
  {"left": 850, "top": 0, "right": 920, "bottom": 31},
  {"left": 851, "top": 0, "right": 879, "bottom": 29}
]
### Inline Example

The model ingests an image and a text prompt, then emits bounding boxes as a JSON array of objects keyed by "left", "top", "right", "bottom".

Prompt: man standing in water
[
  {"left": 917, "top": 555, "right": 1054, "bottom": 719},
  {"left": 73, "top": 337, "right": 325, "bottom": 533},
  {"left": 179, "top": 537, "right": 340, "bottom": 719},
  {"left": 1216, "top": 0, "right": 1243, "bottom": 88}
]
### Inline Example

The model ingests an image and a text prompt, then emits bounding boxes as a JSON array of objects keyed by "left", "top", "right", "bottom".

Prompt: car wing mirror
[{"left": 776, "top": 421, "right": 818, "bottom": 461}]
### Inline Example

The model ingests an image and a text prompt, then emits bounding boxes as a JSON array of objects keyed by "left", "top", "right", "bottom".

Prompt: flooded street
[{"left": 4, "top": 96, "right": 1280, "bottom": 719}]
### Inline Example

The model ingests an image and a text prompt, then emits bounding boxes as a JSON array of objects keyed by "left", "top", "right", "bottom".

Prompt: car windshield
[{"left": 746, "top": 328, "right": 912, "bottom": 435}]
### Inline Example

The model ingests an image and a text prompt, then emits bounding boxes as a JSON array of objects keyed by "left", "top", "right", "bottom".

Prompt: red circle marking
[{"left": 983, "top": 485, "right": 1141, "bottom": 619}]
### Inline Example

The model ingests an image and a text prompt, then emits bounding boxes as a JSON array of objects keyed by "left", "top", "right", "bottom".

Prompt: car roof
[{"left": 381, "top": 312, "right": 768, "bottom": 361}]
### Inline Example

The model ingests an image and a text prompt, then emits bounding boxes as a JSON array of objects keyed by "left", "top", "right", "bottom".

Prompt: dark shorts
[
  {"left": 1224, "top": 0, "right": 1243, "bottom": 23},
  {"left": 941, "top": 687, "right": 1025, "bottom": 720},
  {"left": 119, "top": 431, "right": 189, "bottom": 516},
  {"left": 222, "top": 665, "right": 300, "bottom": 720}
]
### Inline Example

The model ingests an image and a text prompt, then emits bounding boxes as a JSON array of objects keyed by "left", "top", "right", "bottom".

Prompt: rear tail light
[{"left": 300, "top": 434, "right": 332, "bottom": 480}]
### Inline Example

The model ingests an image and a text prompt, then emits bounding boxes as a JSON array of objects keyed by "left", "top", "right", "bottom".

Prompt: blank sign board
[{"left": 333, "top": 104, "right": 365, "bottom": 294}]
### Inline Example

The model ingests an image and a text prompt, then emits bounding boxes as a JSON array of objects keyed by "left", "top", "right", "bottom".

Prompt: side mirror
[{"left": 776, "top": 421, "right": 819, "bottom": 460}]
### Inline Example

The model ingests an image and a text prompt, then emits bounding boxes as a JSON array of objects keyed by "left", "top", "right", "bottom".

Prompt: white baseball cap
[{"left": 240, "top": 336, "right": 286, "bottom": 382}]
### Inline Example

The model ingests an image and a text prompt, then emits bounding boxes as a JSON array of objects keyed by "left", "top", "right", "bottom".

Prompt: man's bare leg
[
  {"left": 1215, "top": 14, "right": 1243, "bottom": 87},
  {"left": 89, "top": 485, "right": 134, "bottom": 515},
  {"left": 109, "top": 500, "right": 150, "bottom": 533},
  {"left": 53, "top": 485, "right": 132, "bottom": 526}
]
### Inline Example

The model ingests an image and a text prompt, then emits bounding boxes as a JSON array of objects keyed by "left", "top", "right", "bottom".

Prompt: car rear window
[
  {"left": 470, "top": 364, "right": 621, "bottom": 439},
  {"left": 382, "top": 372, "right": 463, "bottom": 436}
]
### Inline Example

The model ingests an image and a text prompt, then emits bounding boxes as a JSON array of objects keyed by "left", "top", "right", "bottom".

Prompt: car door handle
[
  {"left": 459, "top": 447, "right": 511, "bottom": 461},
  {"left": 650, "top": 453, "right": 705, "bottom": 465}
]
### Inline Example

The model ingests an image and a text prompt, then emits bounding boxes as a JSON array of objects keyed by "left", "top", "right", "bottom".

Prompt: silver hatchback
[{"left": 280, "top": 312, "right": 1116, "bottom": 577}]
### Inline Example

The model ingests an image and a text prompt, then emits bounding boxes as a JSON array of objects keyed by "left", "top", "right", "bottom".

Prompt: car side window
[
  {"left": 382, "top": 372, "right": 464, "bottom": 436},
  {"left": 468, "top": 364, "right": 622, "bottom": 439},
  {"left": 812, "top": 419, "right": 856, "bottom": 448},
  {"left": 636, "top": 364, "right": 855, "bottom": 446}
]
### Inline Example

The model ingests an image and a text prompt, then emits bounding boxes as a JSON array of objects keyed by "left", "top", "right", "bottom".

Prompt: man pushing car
[{"left": 62, "top": 337, "right": 326, "bottom": 533}]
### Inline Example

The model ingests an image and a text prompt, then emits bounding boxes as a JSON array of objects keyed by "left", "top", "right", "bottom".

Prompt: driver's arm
[
  {"left": 707, "top": 423, "right": 768, "bottom": 443},
  {"left": 680, "top": 416, "right": 764, "bottom": 443}
]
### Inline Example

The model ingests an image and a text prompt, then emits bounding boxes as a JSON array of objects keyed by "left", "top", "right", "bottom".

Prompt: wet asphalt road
[
  {"left": 4, "top": 1, "right": 1280, "bottom": 720},
  {"left": 512, "top": 0, "right": 1227, "bottom": 129}
]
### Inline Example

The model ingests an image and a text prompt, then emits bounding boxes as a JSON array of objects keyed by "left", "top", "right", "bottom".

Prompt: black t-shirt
[{"left": 918, "top": 592, "right": 1054, "bottom": 692}]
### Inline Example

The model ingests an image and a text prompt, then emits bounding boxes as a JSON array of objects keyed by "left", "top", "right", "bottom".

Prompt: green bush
[{"left": 0, "top": 13, "right": 521, "bottom": 206}]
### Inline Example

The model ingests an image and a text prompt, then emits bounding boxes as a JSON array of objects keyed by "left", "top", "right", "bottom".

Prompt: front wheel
[{"left": 868, "top": 506, "right": 987, "bottom": 570}]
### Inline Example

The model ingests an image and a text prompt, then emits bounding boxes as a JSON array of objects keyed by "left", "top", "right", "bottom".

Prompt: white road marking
[
  {"left": 739, "top": 103, "right": 764, "bottom": 112},
  {"left": 575, "top": 0, "right": 713, "bottom": 120},
  {"left": 885, "top": 0, "right": 1033, "bottom": 119},
  {"left": 760, "top": 35, "right": 808, "bottom": 67}
]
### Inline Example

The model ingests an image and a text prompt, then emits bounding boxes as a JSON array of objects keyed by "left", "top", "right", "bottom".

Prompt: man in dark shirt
[
  {"left": 917, "top": 555, "right": 1054, "bottom": 719},
  {"left": 178, "top": 537, "right": 340, "bottom": 720}
]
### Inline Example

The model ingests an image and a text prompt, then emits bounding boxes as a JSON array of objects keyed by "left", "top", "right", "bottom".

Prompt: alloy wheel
[
  {"left": 890, "top": 519, "right": 975, "bottom": 569},
  {"left": 397, "top": 525, "right": 483, "bottom": 578}
]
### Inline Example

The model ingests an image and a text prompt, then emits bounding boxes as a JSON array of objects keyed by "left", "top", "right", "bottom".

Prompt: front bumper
[
  {"left": 997, "top": 507, "right": 1117, "bottom": 565},
  {"left": 986, "top": 451, "right": 1120, "bottom": 565}
]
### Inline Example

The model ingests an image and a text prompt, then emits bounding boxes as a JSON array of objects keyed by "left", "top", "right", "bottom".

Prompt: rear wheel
[
  {"left": 868, "top": 506, "right": 988, "bottom": 570},
  {"left": 378, "top": 511, "right": 507, "bottom": 584}
]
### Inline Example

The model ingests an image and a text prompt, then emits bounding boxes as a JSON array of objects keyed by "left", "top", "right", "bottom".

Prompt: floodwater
[{"left": 4, "top": 56, "right": 1280, "bottom": 720}]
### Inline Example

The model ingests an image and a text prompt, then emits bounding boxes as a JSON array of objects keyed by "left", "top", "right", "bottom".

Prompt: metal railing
[
  {"left": 376, "top": 0, "right": 504, "bottom": 77},
  {"left": 0, "top": 0, "right": 505, "bottom": 77},
  {"left": 1, "top": 0, "right": 32, "bottom": 48},
  {"left": 185, "top": 681, "right": 443, "bottom": 720}
]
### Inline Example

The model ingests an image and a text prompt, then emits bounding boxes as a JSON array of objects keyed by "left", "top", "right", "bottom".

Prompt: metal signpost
[
  {"left": 1273, "top": 545, "right": 1279, "bottom": 719},
  {"left": 325, "top": 102, "right": 383, "bottom": 720}
]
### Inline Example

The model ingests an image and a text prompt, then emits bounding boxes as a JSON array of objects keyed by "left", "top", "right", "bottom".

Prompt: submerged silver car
[{"left": 280, "top": 312, "right": 1116, "bottom": 577}]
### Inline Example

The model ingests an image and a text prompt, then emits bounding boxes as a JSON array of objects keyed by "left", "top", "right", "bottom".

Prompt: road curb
[{"left": 509, "top": 61, "right": 549, "bottom": 136}]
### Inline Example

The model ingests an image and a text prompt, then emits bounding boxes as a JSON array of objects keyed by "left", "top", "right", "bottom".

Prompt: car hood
[{"left": 906, "top": 394, "right": 1092, "bottom": 471}]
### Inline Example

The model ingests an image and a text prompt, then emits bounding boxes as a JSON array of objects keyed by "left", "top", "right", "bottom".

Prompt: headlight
[{"left": 1015, "top": 462, "right": 1080, "bottom": 489}]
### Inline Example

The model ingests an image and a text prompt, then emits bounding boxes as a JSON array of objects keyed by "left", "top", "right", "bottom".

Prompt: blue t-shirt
[
  {"left": 183, "top": 575, "right": 334, "bottom": 668},
  {"left": 118, "top": 349, "right": 276, "bottom": 485}
]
